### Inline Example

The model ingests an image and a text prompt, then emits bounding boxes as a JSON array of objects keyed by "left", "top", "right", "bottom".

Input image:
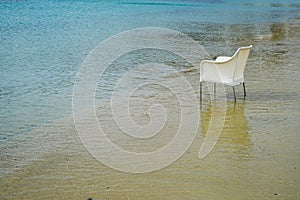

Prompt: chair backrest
[{"left": 233, "top": 45, "right": 252, "bottom": 81}]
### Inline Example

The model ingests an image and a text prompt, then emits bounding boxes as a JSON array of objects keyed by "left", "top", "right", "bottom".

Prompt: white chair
[{"left": 200, "top": 45, "right": 252, "bottom": 102}]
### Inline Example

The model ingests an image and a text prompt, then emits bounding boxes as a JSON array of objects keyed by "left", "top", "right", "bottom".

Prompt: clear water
[
  {"left": 1, "top": 0, "right": 300, "bottom": 141},
  {"left": 0, "top": 0, "right": 300, "bottom": 199}
]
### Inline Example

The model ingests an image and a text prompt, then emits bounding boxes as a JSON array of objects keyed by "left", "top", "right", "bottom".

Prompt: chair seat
[
  {"left": 202, "top": 78, "right": 244, "bottom": 86},
  {"left": 215, "top": 56, "right": 231, "bottom": 62}
]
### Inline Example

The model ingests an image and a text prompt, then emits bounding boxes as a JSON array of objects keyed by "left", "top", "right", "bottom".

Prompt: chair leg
[
  {"left": 200, "top": 82, "right": 202, "bottom": 101},
  {"left": 233, "top": 86, "right": 236, "bottom": 102},
  {"left": 243, "top": 82, "right": 246, "bottom": 98},
  {"left": 214, "top": 83, "right": 216, "bottom": 95}
]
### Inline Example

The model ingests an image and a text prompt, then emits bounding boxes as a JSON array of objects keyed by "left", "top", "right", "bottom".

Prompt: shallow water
[{"left": 1, "top": 0, "right": 300, "bottom": 199}]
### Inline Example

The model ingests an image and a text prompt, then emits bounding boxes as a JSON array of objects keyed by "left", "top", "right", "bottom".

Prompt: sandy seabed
[{"left": 1, "top": 20, "right": 300, "bottom": 199}]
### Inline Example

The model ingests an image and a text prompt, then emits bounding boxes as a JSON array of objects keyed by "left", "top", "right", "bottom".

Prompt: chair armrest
[{"left": 200, "top": 59, "right": 236, "bottom": 84}]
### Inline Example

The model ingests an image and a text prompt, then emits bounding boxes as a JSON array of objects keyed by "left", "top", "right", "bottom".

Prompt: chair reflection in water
[
  {"left": 200, "top": 102, "right": 252, "bottom": 159},
  {"left": 200, "top": 45, "right": 252, "bottom": 102}
]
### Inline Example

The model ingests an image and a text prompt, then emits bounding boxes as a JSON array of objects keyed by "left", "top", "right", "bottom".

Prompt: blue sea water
[{"left": 0, "top": 0, "right": 300, "bottom": 142}]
